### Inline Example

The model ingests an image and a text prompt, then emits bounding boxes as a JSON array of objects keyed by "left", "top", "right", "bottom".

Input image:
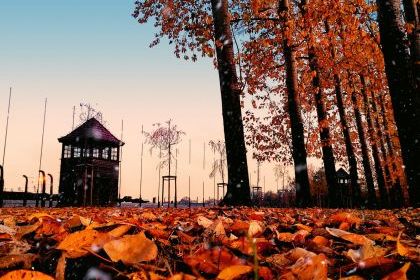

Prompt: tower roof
[
  {"left": 336, "top": 167, "right": 350, "bottom": 179},
  {"left": 58, "top": 118, "right": 124, "bottom": 146}
]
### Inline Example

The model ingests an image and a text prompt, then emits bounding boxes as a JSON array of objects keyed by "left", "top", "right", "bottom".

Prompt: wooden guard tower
[{"left": 58, "top": 118, "right": 124, "bottom": 206}]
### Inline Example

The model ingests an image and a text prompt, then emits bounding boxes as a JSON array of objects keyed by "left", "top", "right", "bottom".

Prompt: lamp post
[
  {"left": 39, "top": 170, "right": 46, "bottom": 207},
  {"left": 48, "top": 173, "right": 53, "bottom": 208},
  {"left": 22, "top": 175, "right": 28, "bottom": 207}
]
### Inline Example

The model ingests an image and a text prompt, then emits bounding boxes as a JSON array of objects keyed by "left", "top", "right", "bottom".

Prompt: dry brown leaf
[
  {"left": 248, "top": 221, "right": 263, "bottom": 237},
  {"left": 346, "top": 244, "right": 387, "bottom": 262},
  {"left": 0, "top": 270, "right": 54, "bottom": 280},
  {"left": 381, "top": 262, "right": 411, "bottom": 280},
  {"left": 326, "top": 227, "right": 374, "bottom": 246},
  {"left": 197, "top": 216, "right": 213, "bottom": 228},
  {"left": 103, "top": 232, "right": 157, "bottom": 264},
  {"left": 281, "top": 253, "right": 328, "bottom": 280},
  {"left": 217, "top": 265, "right": 252, "bottom": 280},
  {"left": 57, "top": 229, "right": 100, "bottom": 258}
]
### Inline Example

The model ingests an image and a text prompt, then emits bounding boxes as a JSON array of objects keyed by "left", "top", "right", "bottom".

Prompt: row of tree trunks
[
  {"left": 307, "top": 20, "right": 339, "bottom": 207},
  {"left": 352, "top": 75, "right": 377, "bottom": 207},
  {"left": 371, "top": 91, "right": 406, "bottom": 208},
  {"left": 280, "top": 0, "right": 311, "bottom": 207},
  {"left": 377, "top": 93, "right": 408, "bottom": 207},
  {"left": 335, "top": 74, "right": 362, "bottom": 207},
  {"left": 376, "top": 0, "right": 420, "bottom": 206},
  {"left": 210, "top": 0, "right": 251, "bottom": 206},
  {"left": 360, "top": 76, "right": 389, "bottom": 208}
]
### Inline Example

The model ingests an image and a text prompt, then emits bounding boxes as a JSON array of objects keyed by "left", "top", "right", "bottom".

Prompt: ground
[{"left": 0, "top": 207, "right": 419, "bottom": 279}]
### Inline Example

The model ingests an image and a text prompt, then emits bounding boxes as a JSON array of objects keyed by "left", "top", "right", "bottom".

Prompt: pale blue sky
[{"left": 0, "top": 0, "right": 281, "bottom": 201}]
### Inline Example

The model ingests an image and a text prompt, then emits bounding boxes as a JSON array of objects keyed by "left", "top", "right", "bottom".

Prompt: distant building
[
  {"left": 336, "top": 167, "right": 352, "bottom": 207},
  {"left": 58, "top": 118, "right": 124, "bottom": 206},
  {"left": 336, "top": 167, "right": 351, "bottom": 185}
]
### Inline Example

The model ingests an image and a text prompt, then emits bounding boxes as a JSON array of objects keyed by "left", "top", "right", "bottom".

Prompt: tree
[
  {"left": 208, "top": 140, "right": 226, "bottom": 185},
  {"left": 145, "top": 120, "right": 184, "bottom": 177},
  {"left": 133, "top": 0, "right": 251, "bottom": 206},
  {"left": 278, "top": 0, "right": 311, "bottom": 207},
  {"left": 376, "top": 0, "right": 420, "bottom": 206},
  {"left": 144, "top": 120, "right": 184, "bottom": 207},
  {"left": 210, "top": 0, "right": 251, "bottom": 205}
]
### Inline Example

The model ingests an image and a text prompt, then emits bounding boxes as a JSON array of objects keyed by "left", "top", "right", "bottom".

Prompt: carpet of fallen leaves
[{"left": 0, "top": 207, "right": 419, "bottom": 280}]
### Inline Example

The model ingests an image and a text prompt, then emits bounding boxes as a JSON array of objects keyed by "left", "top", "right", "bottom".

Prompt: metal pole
[
  {"left": 158, "top": 146, "right": 161, "bottom": 207},
  {"left": 139, "top": 125, "right": 144, "bottom": 207},
  {"left": 119, "top": 120, "right": 123, "bottom": 205},
  {"left": 188, "top": 139, "right": 191, "bottom": 208},
  {"left": 23, "top": 175, "right": 28, "bottom": 207},
  {"left": 2, "top": 87, "right": 12, "bottom": 167},
  {"left": 39, "top": 170, "right": 46, "bottom": 207},
  {"left": 0, "top": 165, "right": 3, "bottom": 207},
  {"left": 48, "top": 173, "right": 53, "bottom": 207},
  {"left": 36, "top": 98, "right": 47, "bottom": 207}
]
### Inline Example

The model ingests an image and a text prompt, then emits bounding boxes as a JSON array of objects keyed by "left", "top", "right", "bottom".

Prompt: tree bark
[
  {"left": 280, "top": 0, "right": 312, "bottom": 207},
  {"left": 352, "top": 77, "right": 377, "bottom": 207},
  {"left": 210, "top": 0, "right": 251, "bottom": 206},
  {"left": 402, "top": 0, "right": 420, "bottom": 89},
  {"left": 335, "top": 74, "right": 362, "bottom": 207},
  {"left": 371, "top": 92, "right": 397, "bottom": 208},
  {"left": 360, "top": 76, "right": 388, "bottom": 208},
  {"left": 378, "top": 93, "right": 409, "bottom": 207},
  {"left": 308, "top": 51, "right": 339, "bottom": 207},
  {"left": 377, "top": 0, "right": 420, "bottom": 206}
]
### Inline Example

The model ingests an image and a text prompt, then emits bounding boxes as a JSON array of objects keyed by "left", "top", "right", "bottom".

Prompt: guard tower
[
  {"left": 58, "top": 118, "right": 124, "bottom": 206},
  {"left": 337, "top": 167, "right": 352, "bottom": 207}
]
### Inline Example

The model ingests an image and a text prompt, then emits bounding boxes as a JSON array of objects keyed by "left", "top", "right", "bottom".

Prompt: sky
[{"left": 0, "top": 0, "right": 287, "bottom": 202}]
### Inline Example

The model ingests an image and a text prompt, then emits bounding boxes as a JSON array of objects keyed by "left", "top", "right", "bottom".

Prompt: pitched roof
[
  {"left": 336, "top": 167, "right": 350, "bottom": 178},
  {"left": 58, "top": 118, "right": 123, "bottom": 146}
]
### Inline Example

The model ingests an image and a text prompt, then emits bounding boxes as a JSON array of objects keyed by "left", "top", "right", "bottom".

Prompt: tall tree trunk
[
  {"left": 360, "top": 76, "right": 389, "bottom": 208},
  {"left": 371, "top": 92, "right": 398, "bottom": 208},
  {"left": 402, "top": 0, "right": 420, "bottom": 88},
  {"left": 378, "top": 93, "right": 409, "bottom": 207},
  {"left": 351, "top": 77, "right": 377, "bottom": 207},
  {"left": 210, "top": 0, "right": 251, "bottom": 206},
  {"left": 280, "top": 0, "right": 311, "bottom": 207},
  {"left": 308, "top": 50, "right": 339, "bottom": 207},
  {"left": 377, "top": 0, "right": 420, "bottom": 206},
  {"left": 335, "top": 74, "right": 361, "bottom": 208}
]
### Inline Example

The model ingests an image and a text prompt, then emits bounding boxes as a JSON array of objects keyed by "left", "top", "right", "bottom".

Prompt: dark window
[
  {"left": 74, "top": 147, "right": 81, "bottom": 158},
  {"left": 111, "top": 147, "right": 118, "bottom": 161},
  {"left": 93, "top": 148, "right": 99, "bottom": 158},
  {"left": 64, "top": 145, "right": 72, "bottom": 158},
  {"left": 102, "top": 147, "right": 109, "bottom": 159}
]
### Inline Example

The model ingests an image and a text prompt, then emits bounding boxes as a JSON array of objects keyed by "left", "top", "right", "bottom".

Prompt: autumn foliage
[{"left": 0, "top": 207, "right": 419, "bottom": 279}]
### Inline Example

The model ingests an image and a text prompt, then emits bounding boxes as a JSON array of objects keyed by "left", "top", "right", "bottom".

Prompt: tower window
[
  {"left": 83, "top": 148, "right": 90, "bottom": 157},
  {"left": 93, "top": 148, "right": 99, "bottom": 158},
  {"left": 74, "top": 147, "right": 81, "bottom": 158},
  {"left": 111, "top": 147, "right": 118, "bottom": 161},
  {"left": 102, "top": 147, "right": 109, "bottom": 159},
  {"left": 64, "top": 145, "right": 72, "bottom": 158}
]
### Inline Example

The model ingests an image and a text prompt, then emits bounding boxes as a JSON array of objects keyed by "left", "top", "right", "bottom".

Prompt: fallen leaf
[
  {"left": 217, "top": 265, "right": 252, "bottom": 280},
  {"left": 346, "top": 244, "right": 387, "bottom": 262},
  {"left": 103, "top": 232, "right": 158, "bottom": 264},
  {"left": 197, "top": 216, "right": 213, "bottom": 228},
  {"left": 381, "top": 262, "right": 411, "bottom": 280},
  {"left": 326, "top": 227, "right": 374, "bottom": 246},
  {"left": 0, "top": 270, "right": 54, "bottom": 280},
  {"left": 57, "top": 229, "right": 100, "bottom": 258}
]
